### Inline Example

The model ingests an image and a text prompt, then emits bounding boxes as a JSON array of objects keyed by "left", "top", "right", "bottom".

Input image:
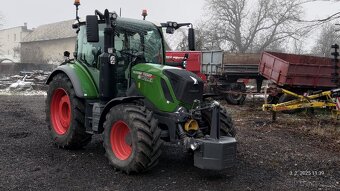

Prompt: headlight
[
  {"left": 183, "top": 61, "right": 187, "bottom": 68},
  {"left": 177, "top": 106, "right": 187, "bottom": 114}
]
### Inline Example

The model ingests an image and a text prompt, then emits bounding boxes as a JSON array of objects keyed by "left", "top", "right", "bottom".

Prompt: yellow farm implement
[{"left": 263, "top": 88, "right": 340, "bottom": 120}]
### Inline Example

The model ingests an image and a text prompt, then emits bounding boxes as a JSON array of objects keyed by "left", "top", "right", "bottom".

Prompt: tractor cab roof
[{"left": 75, "top": 17, "right": 159, "bottom": 32}]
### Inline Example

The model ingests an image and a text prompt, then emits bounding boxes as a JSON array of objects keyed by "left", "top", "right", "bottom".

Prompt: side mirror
[
  {"left": 188, "top": 28, "right": 195, "bottom": 51},
  {"left": 86, "top": 15, "right": 99, "bottom": 42}
]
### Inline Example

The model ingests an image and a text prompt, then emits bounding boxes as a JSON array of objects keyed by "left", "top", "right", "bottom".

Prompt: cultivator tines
[{"left": 263, "top": 88, "right": 340, "bottom": 120}]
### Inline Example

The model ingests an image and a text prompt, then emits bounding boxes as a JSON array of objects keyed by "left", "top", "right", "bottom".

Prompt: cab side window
[
  {"left": 115, "top": 34, "right": 124, "bottom": 51},
  {"left": 130, "top": 33, "right": 142, "bottom": 51},
  {"left": 77, "top": 26, "right": 104, "bottom": 66}
]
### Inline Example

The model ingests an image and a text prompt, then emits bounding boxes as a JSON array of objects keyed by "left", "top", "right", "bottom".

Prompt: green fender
[
  {"left": 97, "top": 96, "right": 144, "bottom": 133},
  {"left": 46, "top": 63, "right": 99, "bottom": 99}
]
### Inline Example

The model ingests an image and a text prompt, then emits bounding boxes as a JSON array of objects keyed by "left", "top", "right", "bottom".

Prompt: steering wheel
[
  {"left": 120, "top": 49, "right": 142, "bottom": 58},
  {"left": 120, "top": 49, "right": 146, "bottom": 64}
]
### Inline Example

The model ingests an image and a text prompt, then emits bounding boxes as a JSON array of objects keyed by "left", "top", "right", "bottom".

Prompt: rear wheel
[
  {"left": 103, "top": 104, "right": 162, "bottom": 173},
  {"left": 46, "top": 73, "right": 92, "bottom": 149}
]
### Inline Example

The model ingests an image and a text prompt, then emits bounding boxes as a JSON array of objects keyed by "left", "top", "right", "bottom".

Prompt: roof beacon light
[
  {"left": 74, "top": 0, "right": 80, "bottom": 6},
  {"left": 74, "top": 0, "right": 80, "bottom": 23},
  {"left": 142, "top": 9, "right": 148, "bottom": 20}
]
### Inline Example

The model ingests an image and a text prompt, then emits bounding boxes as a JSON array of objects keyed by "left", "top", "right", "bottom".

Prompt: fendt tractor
[{"left": 45, "top": 1, "right": 237, "bottom": 173}]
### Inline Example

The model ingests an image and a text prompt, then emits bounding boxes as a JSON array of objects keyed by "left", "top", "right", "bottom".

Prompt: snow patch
[{"left": 0, "top": 89, "right": 47, "bottom": 96}]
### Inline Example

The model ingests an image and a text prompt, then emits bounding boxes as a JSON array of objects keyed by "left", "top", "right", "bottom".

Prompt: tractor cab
[
  {"left": 76, "top": 18, "right": 164, "bottom": 67},
  {"left": 74, "top": 18, "right": 165, "bottom": 96}
]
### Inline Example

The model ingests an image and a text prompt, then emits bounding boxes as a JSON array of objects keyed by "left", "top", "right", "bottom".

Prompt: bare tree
[
  {"left": 175, "top": 29, "right": 188, "bottom": 51},
  {"left": 195, "top": 23, "right": 224, "bottom": 51},
  {"left": 163, "top": 29, "right": 187, "bottom": 51},
  {"left": 175, "top": 24, "right": 223, "bottom": 51},
  {"left": 311, "top": 23, "right": 339, "bottom": 57},
  {"left": 203, "top": 0, "right": 309, "bottom": 53},
  {"left": 292, "top": 38, "right": 306, "bottom": 54}
]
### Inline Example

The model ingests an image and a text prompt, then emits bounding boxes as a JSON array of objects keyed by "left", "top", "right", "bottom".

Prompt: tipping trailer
[
  {"left": 262, "top": 46, "right": 340, "bottom": 118},
  {"left": 166, "top": 51, "right": 263, "bottom": 105},
  {"left": 259, "top": 51, "right": 340, "bottom": 104}
]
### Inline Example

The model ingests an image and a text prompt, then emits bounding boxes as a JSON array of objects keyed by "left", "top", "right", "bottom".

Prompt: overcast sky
[
  {"left": 0, "top": 0, "right": 339, "bottom": 29},
  {"left": 0, "top": 0, "right": 339, "bottom": 51},
  {"left": 0, "top": 0, "right": 206, "bottom": 29}
]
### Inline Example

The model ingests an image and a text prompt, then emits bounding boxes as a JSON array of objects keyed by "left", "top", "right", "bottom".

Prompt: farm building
[
  {"left": 21, "top": 20, "right": 76, "bottom": 64},
  {"left": 0, "top": 23, "right": 32, "bottom": 62}
]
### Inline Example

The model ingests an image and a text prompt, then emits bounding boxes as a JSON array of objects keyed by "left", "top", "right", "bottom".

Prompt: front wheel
[
  {"left": 201, "top": 107, "right": 236, "bottom": 137},
  {"left": 103, "top": 104, "right": 162, "bottom": 173}
]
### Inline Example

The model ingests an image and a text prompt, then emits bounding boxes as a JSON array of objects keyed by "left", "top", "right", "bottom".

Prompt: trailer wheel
[
  {"left": 278, "top": 94, "right": 303, "bottom": 114},
  {"left": 103, "top": 104, "right": 162, "bottom": 174},
  {"left": 225, "top": 82, "right": 246, "bottom": 105},
  {"left": 201, "top": 108, "right": 236, "bottom": 137},
  {"left": 46, "top": 73, "right": 92, "bottom": 149}
]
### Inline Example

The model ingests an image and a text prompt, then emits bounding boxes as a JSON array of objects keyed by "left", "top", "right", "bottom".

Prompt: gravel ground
[{"left": 0, "top": 95, "right": 339, "bottom": 191}]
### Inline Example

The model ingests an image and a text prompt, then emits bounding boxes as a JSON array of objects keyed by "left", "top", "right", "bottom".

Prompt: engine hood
[
  {"left": 132, "top": 63, "right": 181, "bottom": 75},
  {"left": 131, "top": 63, "right": 204, "bottom": 112}
]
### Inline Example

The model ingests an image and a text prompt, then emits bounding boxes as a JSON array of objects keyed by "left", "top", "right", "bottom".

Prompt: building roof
[
  {"left": 22, "top": 20, "right": 76, "bottom": 43},
  {"left": 0, "top": 25, "right": 31, "bottom": 32}
]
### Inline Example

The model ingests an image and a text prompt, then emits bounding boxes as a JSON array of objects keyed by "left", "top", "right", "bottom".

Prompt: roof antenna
[{"left": 74, "top": 0, "right": 81, "bottom": 23}]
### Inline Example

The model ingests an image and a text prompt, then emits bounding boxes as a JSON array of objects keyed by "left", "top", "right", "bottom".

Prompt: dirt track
[{"left": 0, "top": 95, "right": 339, "bottom": 191}]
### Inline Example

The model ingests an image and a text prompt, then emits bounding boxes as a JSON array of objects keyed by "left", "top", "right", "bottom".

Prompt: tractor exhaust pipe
[
  {"left": 85, "top": 9, "right": 119, "bottom": 102},
  {"left": 99, "top": 10, "right": 118, "bottom": 102}
]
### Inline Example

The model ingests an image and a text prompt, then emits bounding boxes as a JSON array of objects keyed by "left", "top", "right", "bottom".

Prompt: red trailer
[
  {"left": 259, "top": 51, "right": 340, "bottom": 104},
  {"left": 260, "top": 51, "right": 340, "bottom": 89}
]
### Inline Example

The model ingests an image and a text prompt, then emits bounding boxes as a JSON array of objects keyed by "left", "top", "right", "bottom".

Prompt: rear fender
[{"left": 46, "top": 64, "right": 98, "bottom": 98}]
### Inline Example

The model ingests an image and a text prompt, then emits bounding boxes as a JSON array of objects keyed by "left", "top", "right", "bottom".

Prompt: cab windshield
[{"left": 77, "top": 19, "right": 164, "bottom": 66}]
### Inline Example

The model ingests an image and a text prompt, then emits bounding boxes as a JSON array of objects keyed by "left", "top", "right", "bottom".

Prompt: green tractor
[{"left": 45, "top": 1, "right": 237, "bottom": 173}]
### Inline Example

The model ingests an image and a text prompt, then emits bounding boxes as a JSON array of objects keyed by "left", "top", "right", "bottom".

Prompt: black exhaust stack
[
  {"left": 86, "top": 9, "right": 118, "bottom": 102},
  {"left": 99, "top": 10, "right": 118, "bottom": 102}
]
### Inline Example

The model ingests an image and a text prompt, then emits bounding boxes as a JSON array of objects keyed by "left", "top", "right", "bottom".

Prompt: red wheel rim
[
  {"left": 50, "top": 88, "right": 71, "bottom": 135},
  {"left": 110, "top": 121, "right": 132, "bottom": 160}
]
